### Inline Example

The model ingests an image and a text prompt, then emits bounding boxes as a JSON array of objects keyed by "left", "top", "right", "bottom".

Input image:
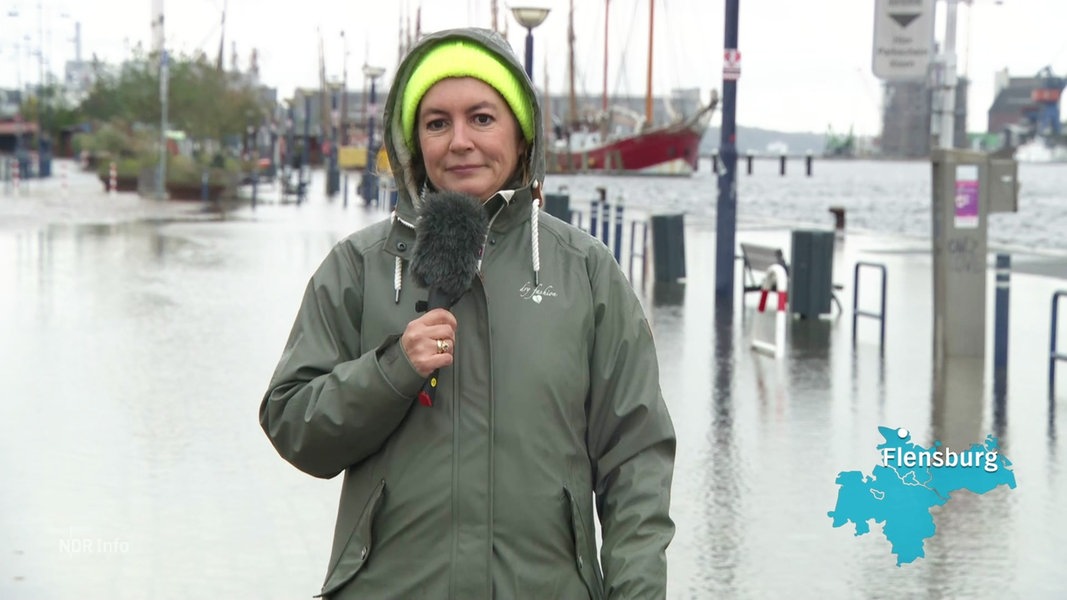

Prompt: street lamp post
[
  {"left": 248, "top": 123, "right": 258, "bottom": 209},
  {"left": 510, "top": 6, "right": 550, "bottom": 82},
  {"left": 285, "top": 102, "right": 295, "bottom": 185},
  {"left": 158, "top": 49, "right": 169, "bottom": 200},
  {"left": 360, "top": 64, "right": 385, "bottom": 205},
  {"left": 340, "top": 30, "right": 349, "bottom": 145},
  {"left": 327, "top": 89, "right": 340, "bottom": 197},
  {"left": 938, "top": 0, "right": 960, "bottom": 150}
]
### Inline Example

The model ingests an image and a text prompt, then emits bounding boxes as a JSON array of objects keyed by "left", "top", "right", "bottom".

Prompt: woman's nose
[{"left": 449, "top": 122, "right": 474, "bottom": 152}]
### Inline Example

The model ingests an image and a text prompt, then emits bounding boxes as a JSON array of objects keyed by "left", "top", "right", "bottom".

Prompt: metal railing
[
  {"left": 1050, "top": 290, "right": 1067, "bottom": 398},
  {"left": 852, "top": 262, "right": 887, "bottom": 352}
]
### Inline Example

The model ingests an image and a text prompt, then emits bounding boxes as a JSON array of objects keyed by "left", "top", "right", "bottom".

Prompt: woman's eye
[
  {"left": 425, "top": 119, "right": 447, "bottom": 131},
  {"left": 473, "top": 114, "right": 494, "bottom": 126}
]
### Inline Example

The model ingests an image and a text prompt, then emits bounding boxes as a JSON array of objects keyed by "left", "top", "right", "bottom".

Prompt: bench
[
  {"left": 738, "top": 242, "right": 843, "bottom": 313},
  {"left": 280, "top": 174, "right": 307, "bottom": 201},
  {"left": 739, "top": 243, "right": 788, "bottom": 296}
]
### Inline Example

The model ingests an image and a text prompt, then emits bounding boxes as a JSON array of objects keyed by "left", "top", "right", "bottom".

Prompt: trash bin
[
  {"left": 649, "top": 214, "right": 686, "bottom": 283},
  {"left": 789, "top": 229, "right": 835, "bottom": 318},
  {"left": 543, "top": 193, "right": 571, "bottom": 223}
]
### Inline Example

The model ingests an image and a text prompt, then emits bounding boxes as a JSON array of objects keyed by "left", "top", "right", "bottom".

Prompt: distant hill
[{"left": 699, "top": 126, "right": 827, "bottom": 156}]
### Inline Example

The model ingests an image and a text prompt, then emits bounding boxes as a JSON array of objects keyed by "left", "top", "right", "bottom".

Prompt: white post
[
  {"left": 158, "top": 49, "right": 169, "bottom": 200},
  {"left": 938, "top": 0, "right": 959, "bottom": 149},
  {"left": 751, "top": 264, "right": 789, "bottom": 358}
]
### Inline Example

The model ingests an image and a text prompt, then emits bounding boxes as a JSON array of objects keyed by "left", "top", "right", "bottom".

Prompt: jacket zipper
[{"left": 483, "top": 276, "right": 495, "bottom": 597}]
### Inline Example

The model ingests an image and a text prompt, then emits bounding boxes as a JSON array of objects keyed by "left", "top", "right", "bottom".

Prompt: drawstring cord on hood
[
  {"left": 530, "top": 180, "right": 542, "bottom": 287},
  {"left": 391, "top": 210, "right": 403, "bottom": 304}
]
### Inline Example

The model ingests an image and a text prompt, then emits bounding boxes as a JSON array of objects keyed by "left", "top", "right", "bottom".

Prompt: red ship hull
[{"left": 547, "top": 102, "right": 716, "bottom": 176}]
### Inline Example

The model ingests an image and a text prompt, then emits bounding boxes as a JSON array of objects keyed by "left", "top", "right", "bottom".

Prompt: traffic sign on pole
[
  {"left": 723, "top": 49, "right": 741, "bottom": 81},
  {"left": 872, "top": 0, "right": 935, "bottom": 81}
]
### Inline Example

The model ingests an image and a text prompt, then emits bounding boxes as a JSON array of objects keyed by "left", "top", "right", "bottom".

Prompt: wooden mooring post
[{"left": 710, "top": 152, "right": 815, "bottom": 176}]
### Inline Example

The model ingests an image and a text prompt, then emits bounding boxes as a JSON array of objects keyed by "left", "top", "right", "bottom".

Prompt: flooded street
[{"left": 1, "top": 162, "right": 1065, "bottom": 598}]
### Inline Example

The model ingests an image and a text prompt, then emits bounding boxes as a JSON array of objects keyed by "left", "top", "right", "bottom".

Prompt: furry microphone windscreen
[{"left": 410, "top": 191, "right": 489, "bottom": 300}]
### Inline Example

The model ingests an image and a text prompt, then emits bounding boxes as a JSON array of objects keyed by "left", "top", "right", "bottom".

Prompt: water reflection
[
  {"left": 930, "top": 357, "right": 985, "bottom": 450},
  {"left": 708, "top": 295, "right": 740, "bottom": 592},
  {"left": 652, "top": 282, "right": 686, "bottom": 306}
]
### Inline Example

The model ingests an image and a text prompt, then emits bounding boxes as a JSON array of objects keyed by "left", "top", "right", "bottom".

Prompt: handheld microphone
[{"left": 409, "top": 191, "right": 489, "bottom": 406}]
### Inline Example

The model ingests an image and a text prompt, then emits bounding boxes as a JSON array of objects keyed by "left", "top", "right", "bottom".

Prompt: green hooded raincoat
[{"left": 260, "top": 28, "right": 676, "bottom": 600}]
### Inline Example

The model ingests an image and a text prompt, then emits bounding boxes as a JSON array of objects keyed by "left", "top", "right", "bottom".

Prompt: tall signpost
[
  {"left": 874, "top": 0, "right": 1019, "bottom": 445},
  {"left": 714, "top": 0, "right": 740, "bottom": 303}
]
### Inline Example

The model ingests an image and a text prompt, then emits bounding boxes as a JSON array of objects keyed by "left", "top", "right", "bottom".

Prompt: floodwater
[{"left": 1, "top": 160, "right": 1065, "bottom": 599}]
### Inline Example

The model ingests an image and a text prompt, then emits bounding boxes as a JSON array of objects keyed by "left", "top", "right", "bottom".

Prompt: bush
[{"left": 96, "top": 155, "right": 152, "bottom": 179}]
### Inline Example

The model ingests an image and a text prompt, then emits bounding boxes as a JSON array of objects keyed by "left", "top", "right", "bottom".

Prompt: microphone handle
[
  {"left": 418, "top": 369, "right": 440, "bottom": 407},
  {"left": 417, "top": 286, "right": 453, "bottom": 407}
]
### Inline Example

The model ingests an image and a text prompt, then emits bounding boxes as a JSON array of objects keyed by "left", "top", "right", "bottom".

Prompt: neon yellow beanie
[{"left": 402, "top": 40, "right": 535, "bottom": 148}]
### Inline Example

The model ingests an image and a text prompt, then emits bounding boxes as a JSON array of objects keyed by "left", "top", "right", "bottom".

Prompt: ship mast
[
  {"left": 645, "top": 0, "right": 654, "bottom": 127},
  {"left": 567, "top": 0, "right": 577, "bottom": 129},
  {"left": 602, "top": 0, "right": 609, "bottom": 112}
]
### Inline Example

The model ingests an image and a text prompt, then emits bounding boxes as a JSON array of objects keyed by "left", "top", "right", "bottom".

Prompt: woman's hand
[{"left": 401, "top": 308, "right": 457, "bottom": 377}]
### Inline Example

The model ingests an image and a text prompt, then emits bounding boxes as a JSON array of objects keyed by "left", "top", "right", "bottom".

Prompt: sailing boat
[{"left": 546, "top": 0, "right": 718, "bottom": 176}]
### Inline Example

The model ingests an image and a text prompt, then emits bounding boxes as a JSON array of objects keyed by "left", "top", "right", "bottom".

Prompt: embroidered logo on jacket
[{"left": 519, "top": 281, "right": 559, "bottom": 304}]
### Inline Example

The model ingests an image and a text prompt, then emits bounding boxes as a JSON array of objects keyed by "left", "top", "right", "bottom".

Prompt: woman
[{"left": 260, "top": 28, "right": 675, "bottom": 599}]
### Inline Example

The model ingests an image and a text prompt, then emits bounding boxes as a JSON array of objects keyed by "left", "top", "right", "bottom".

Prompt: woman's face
[{"left": 417, "top": 77, "right": 526, "bottom": 202}]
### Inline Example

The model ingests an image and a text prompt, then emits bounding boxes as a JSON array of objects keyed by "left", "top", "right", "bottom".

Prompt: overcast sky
[{"left": 1, "top": 0, "right": 1065, "bottom": 136}]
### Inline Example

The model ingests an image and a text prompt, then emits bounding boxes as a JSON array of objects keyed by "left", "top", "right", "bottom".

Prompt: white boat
[{"left": 1013, "top": 137, "right": 1067, "bottom": 163}]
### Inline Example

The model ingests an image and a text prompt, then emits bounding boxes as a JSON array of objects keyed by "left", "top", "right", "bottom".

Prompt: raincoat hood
[{"left": 382, "top": 28, "right": 547, "bottom": 228}]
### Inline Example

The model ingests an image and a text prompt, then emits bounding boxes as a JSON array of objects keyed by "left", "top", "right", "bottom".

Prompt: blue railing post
[
  {"left": 1051, "top": 290, "right": 1067, "bottom": 398},
  {"left": 601, "top": 203, "right": 611, "bottom": 246},
  {"left": 993, "top": 254, "right": 1011, "bottom": 395},
  {"left": 590, "top": 199, "right": 600, "bottom": 238},
  {"left": 613, "top": 203, "right": 624, "bottom": 263}
]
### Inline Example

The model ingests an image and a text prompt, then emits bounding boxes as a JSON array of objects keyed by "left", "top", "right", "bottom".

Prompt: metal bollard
[
  {"left": 746, "top": 153, "right": 754, "bottom": 175},
  {"left": 993, "top": 254, "right": 1011, "bottom": 396},
  {"left": 613, "top": 203, "right": 623, "bottom": 263},
  {"left": 343, "top": 174, "right": 349, "bottom": 208},
  {"left": 806, "top": 152, "right": 813, "bottom": 176},
  {"left": 779, "top": 155, "right": 786, "bottom": 176},
  {"left": 829, "top": 207, "right": 846, "bottom": 232},
  {"left": 600, "top": 203, "right": 611, "bottom": 246}
]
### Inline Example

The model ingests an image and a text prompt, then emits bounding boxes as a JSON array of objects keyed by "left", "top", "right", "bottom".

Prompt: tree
[{"left": 79, "top": 46, "right": 267, "bottom": 153}]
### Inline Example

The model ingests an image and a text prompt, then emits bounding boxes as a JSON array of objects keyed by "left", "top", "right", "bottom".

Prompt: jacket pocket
[
  {"left": 316, "top": 479, "right": 387, "bottom": 598},
  {"left": 563, "top": 485, "right": 605, "bottom": 600}
]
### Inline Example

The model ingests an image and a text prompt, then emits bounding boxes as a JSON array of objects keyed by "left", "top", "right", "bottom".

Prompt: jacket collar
[{"left": 385, "top": 183, "right": 534, "bottom": 261}]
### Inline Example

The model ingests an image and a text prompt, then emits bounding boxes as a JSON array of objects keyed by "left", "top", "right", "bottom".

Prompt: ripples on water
[{"left": 551, "top": 159, "right": 1067, "bottom": 254}]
